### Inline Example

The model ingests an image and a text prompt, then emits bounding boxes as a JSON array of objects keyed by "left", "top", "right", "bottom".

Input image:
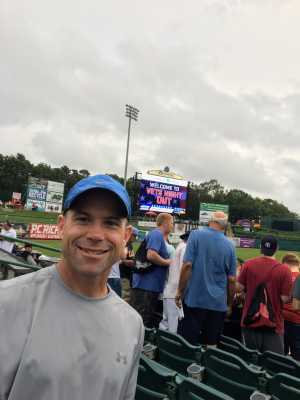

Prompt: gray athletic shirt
[{"left": 0, "top": 265, "right": 144, "bottom": 400}]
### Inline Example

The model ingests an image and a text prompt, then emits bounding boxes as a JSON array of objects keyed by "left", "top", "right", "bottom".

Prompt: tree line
[{"left": 0, "top": 153, "right": 296, "bottom": 222}]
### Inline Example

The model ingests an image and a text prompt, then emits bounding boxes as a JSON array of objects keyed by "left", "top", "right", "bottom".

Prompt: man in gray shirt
[{"left": 0, "top": 175, "right": 144, "bottom": 400}]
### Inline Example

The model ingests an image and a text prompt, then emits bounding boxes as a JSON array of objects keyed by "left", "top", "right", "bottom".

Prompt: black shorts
[
  {"left": 177, "top": 303, "right": 226, "bottom": 345},
  {"left": 130, "top": 288, "right": 160, "bottom": 328}
]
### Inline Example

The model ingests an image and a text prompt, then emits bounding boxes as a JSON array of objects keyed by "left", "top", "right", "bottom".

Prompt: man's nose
[{"left": 86, "top": 223, "right": 105, "bottom": 240}]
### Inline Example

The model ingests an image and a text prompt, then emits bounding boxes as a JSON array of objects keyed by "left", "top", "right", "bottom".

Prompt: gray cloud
[{"left": 1, "top": 0, "right": 300, "bottom": 213}]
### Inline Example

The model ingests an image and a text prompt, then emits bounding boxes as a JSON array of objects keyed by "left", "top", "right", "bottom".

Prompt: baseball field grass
[
  {"left": 32, "top": 240, "right": 300, "bottom": 262},
  {"left": 1, "top": 208, "right": 299, "bottom": 261}
]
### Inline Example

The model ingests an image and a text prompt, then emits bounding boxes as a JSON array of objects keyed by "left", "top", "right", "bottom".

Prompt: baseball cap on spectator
[
  {"left": 261, "top": 235, "right": 278, "bottom": 256},
  {"left": 132, "top": 227, "right": 139, "bottom": 236},
  {"left": 63, "top": 174, "right": 131, "bottom": 217},
  {"left": 209, "top": 211, "right": 228, "bottom": 228}
]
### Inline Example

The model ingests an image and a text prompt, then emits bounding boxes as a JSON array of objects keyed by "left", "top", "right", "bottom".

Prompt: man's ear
[
  {"left": 57, "top": 214, "right": 65, "bottom": 238},
  {"left": 124, "top": 224, "right": 133, "bottom": 244}
]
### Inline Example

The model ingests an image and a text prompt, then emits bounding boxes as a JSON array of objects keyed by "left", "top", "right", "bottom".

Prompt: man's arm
[
  {"left": 281, "top": 295, "right": 290, "bottom": 304},
  {"left": 226, "top": 246, "right": 237, "bottom": 311},
  {"left": 293, "top": 298, "right": 300, "bottom": 311},
  {"left": 175, "top": 261, "right": 192, "bottom": 307},
  {"left": 227, "top": 275, "right": 236, "bottom": 308},
  {"left": 292, "top": 276, "right": 300, "bottom": 310},
  {"left": 147, "top": 249, "right": 170, "bottom": 267},
  {"left": 280, "top": 267, "right": 293, "bottom": 305}
]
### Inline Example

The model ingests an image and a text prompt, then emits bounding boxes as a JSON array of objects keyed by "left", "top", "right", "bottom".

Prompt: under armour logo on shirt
[{"left": 116, "top": 352, "right": 127, "bottom": 364}]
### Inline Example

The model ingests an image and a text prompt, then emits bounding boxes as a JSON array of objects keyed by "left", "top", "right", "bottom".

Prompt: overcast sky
[{"left": 1, "top": 0, "right": 300, "bottom": 213}]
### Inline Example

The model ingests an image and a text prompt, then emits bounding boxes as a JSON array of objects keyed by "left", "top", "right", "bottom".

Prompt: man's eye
[
  {"left": 106, "top": 220, "right": 120, "bottom": 227},
  {"left": 76, "top": 216, "right": 89, "bottom": 223}
]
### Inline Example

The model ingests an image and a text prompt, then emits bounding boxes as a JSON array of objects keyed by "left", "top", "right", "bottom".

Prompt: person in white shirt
[
  {"left": 108, "top": 246, "right": 128, "bottom": 296},
  {"left": 108, "top": 261, "right": 122, "bottom": 296},
  {"left": 159, "top": 231, "right": 190, "bottom": 333},
  {"left": 0, "top": 221, "right": 17, "bottom": 253}
]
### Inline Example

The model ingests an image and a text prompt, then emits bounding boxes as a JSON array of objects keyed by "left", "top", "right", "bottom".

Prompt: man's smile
[{"left": 76, "top": 244, "right": 110, "bottom": 256}]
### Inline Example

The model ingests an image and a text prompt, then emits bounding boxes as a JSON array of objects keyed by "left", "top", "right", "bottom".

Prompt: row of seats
[
  {"left": 137, "top": 354, "right": 234, "bottom": 400},
  {"left": 137, "top": 352, "right": 300, "bottom": 400},
  {"left": 219, "top": 334, "right": 300, "bottom": 378},
  {"left": 145, "top": 328, "right": 300, "bottom": 378},
  {"left": 138, "top": 328, "right": 300, "bottom": 400}
]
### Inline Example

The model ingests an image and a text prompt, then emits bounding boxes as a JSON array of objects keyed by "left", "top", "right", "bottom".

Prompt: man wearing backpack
[
  {"left": 130, "top": 213, "right": 173, "bottom": 328},
  {"left": 237, "top": 236, "right": 292, "bottom": 354}
]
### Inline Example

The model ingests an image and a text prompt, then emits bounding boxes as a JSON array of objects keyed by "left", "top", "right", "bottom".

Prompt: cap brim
[{"left": 64, "top": 187, "right": 129, "bottom": 217}]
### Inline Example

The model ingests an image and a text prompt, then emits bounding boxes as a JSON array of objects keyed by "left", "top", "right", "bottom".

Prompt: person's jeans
[{"left": 284, "top": 320, "right": 300, "bottom": 361}]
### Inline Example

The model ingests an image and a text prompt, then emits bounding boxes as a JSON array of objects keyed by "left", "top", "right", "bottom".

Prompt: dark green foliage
[{"left": 0, "top": 154, "right": 296, "bottom": 221}]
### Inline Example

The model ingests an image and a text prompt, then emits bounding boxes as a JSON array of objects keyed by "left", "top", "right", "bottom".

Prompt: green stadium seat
[
  {"left": 219, "top": 335, "right": 260, "bottom": 365},
  {"left": 268, "top": 373, "right": 300, "bottom": 400},
  {"left": 144, "top": 327, "right": 157, "bottom": 345},
  {"left": 137, "top": 354, "right": 177, "bottom": 399},
  {"left": 156, "top": 329, "right": 203, "bottom": 375},
  {"left": 202, "top": 347, "right": 265, "bottom": 400},
  {"left": 258, "top": 351, "right": 300, "bottom": 378},
  {"left": 135, "top": 385, "right": 170, "bottom": 400},
  {"left": 175, "top": 375, "right": 234, "bottom": 400}
]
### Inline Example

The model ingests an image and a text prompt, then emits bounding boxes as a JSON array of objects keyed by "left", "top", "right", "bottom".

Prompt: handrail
[
  {"left": 0, "top": 257, "right": 41, "bottom": 271},
  {"left": 0, "top": 234, "right": 61, "bottom": 253}
]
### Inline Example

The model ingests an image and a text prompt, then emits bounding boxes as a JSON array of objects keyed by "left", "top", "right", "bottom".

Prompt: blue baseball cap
[
  {"left": 132, "top": 227, "right": 139, "bottom": 236},
  {"left": 63, "top": 174, "right": 131, "bottom": 217}
]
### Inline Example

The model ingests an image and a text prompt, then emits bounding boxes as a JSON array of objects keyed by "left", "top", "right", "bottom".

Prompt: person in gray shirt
[{"left": 0, "top": 174, "right": 144, "bottom": 400}]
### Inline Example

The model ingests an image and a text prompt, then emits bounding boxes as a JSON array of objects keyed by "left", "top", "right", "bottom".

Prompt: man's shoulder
[
  {"left": 0, "top": 266, "right": 55, "bottom": 303},
  {"left": 244, "top": 256, "right": 266, "bottom": 267},
  {"left": 109, "top": 292, "right": 144, "bottom": 328},
  {"left": 147, "top": 228, "right": 163, "bottom": 242},
  {"left": 244, "top": 257, "right": 288, "bottom": 274},
  {"left": 149, "top": 228, "right": 162, "bottom": 237}
]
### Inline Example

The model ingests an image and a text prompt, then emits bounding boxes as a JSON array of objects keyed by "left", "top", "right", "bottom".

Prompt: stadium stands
[
  {"left": 156, "top": 329, "right": 203, "bottom": 375},
  {"left": 219, "top": 334, "right": 260, "bottom": 365},
  {"left": 138, "top": 329, "right": 300, "bottom": 400},
  {"left": 258, "top": 350, "right": 300, "bottom": 378},
  {"left": 268, "top": 373, "right": 300, "bottom": 400},
  {"left": 202, "top": 347, "right": 265, "bottom": 399}
]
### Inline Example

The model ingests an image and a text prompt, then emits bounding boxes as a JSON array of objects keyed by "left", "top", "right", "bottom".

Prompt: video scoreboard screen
[{"left": 139, "top": 174, "right": 188, "bottom": 214}]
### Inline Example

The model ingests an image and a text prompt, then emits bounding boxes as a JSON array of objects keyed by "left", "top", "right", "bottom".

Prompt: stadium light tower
[{"left": 124, "top": 104, "right": 139, "bottom": 189}]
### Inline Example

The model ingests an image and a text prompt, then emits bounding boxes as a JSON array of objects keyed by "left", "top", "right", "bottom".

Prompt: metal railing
[
  {"left": 0, "top": 257, "right": 41, "bottom": 271},
  {"left": 0, "top": 234, "right": 61, "bottom": 253},
  {"left": 0, "top": 234, "right": 60, "bottom": 276}
]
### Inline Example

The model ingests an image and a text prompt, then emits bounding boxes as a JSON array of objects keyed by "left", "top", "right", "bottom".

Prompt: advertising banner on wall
[
  {"left": 139, "top": 172, "right": 188, "bottom": 214},
  {"left": 28, "top": 223, "right": 61, "bottom": 240},
  {"left": 12, "top": 192, "right": 21, "bottom": 200},
  {"left": 199, "top": 202, "right": 229, "bottom": 225},
  {"left": 25, "top": 199, "right": 46, "bottom": 211},
  {"left": 25, "top": 177, "right": 64, "bottom": 213},
  {"left": 239, "top": 238, "right": 256, "bottom": 248}
]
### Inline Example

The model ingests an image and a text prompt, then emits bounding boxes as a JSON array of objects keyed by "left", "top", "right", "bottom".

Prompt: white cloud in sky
[{"left": 1, "top": 0, "right": 300, "bottom": 212}]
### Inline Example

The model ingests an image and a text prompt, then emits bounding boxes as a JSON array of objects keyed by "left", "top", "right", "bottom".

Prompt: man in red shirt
[
  {"left": 282, "top": 253, "right": 300, "bottom": 360},
  {"left": 237, "top": 236, "right": 292, "bottom": 354}
]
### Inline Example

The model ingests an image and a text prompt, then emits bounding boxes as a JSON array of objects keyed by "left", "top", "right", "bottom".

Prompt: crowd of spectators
[
  {"left": 120, "top": 212, "right": 300, "bottom": 360},
  {"left": 1, "top": 175, "right": 300, "bottom": 400}
]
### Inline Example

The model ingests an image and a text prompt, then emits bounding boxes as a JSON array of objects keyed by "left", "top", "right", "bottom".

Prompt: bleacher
[{"left": 137, "top": 328, "right": 300, "bottom": 400}]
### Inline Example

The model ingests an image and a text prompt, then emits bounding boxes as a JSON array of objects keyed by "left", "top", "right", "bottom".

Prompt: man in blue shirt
[
  {"left": 131, "top": 213, "right": 173, "bottom": 327},
  {"left": 176, "top": 211, "right": 237, "bottom": 346}
]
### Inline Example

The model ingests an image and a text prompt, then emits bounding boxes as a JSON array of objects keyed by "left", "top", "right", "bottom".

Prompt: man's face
[
  {"left": 58, "top": 190, "right": 131, "bottom": 277},
  {"left": 163, "top": 216, "right": 174, "bottom": 234}
]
